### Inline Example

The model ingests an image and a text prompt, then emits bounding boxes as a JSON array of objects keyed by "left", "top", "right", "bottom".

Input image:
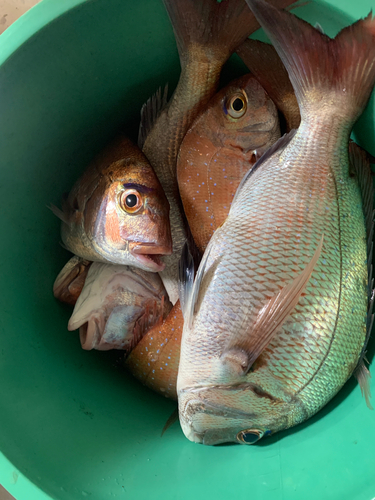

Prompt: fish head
[
  {"left": 178, "top": 378, "right": 296, "bottom": 445},
  {"left": 60, "top": 137, "right": 172, "bottom": 272},
  {"left": 204, "top": 73, "right": 280, "bottom": 156},
  {"left": 68, "top": 262, "right": 171, "bottom": 351}
]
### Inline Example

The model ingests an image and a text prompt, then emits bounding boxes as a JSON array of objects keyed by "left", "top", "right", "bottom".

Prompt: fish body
[
  {"left": 141, "top": 0, "right": 297, "bottom": 303},
  {"left": 177, "top": 73, "right": 280, "bottom": 252},
  {"left": 52, "top": 136, "right": 172, "bottom": 273},
  {"left": 177, "top": 1, "right": 375, "bottom": 445},
  {"left": 125, "top": 301, "right": 183, "bottom": 400},
  {"left": 68, "top": 262, "right": 171, "bottom": 352}
]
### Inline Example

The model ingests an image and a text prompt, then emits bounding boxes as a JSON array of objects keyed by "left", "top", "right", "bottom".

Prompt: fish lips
[{"left": 130, "top": 242, "right": 173, "bottom": 272}]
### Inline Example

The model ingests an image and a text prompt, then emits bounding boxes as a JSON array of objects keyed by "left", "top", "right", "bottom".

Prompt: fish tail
[
  {"left": 245, "top": 0, "right": 375, "bottom": 122},
  {"left": 163, "top": 0, "right": 298, "bottom": 65},
  {"left": 236, "top": 39, "right": 300, "bottom": 131}
]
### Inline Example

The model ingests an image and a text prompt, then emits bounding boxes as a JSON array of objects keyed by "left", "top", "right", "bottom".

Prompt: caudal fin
[
  {"left": 236, "top": 39, "right": 300, "bottom": 131},
  {"left": 245, "top": 0, "right": 375, "bottom": 122},
  {"left": 163, "top": 0, "right": 298, "bottom": 65}
]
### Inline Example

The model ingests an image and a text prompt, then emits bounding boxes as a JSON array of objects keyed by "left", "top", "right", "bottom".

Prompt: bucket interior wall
[{"left": 0, "top": 0, "right": 374, "bottom": 499}]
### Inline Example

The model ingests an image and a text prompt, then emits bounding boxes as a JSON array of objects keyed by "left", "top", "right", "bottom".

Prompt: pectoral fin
[
  {"left": 178, "top": 242, "right": 195, "bottom": 320},
  {"left": 222, "top": 236, "right": 324, "bottom": 374}
]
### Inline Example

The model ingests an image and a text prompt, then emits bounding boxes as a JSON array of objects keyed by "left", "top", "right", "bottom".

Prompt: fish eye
[
  {"left": 227, "top": 93, "right": 247, "bottom": 119},
  {"left": 120, "top": 189, "right": 143, "bottom": 214},
  {"left": 237, "top": 429, "right": 264, "bottom": 445}
]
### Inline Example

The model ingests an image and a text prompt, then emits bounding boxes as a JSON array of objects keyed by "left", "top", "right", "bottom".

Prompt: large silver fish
[{"left": 177, "top": 0, "right": 375, "bottom": 445}]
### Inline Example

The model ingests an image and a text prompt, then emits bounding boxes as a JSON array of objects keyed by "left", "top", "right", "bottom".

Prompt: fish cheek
[
  {"left": 82, "top": 180, "right": 120, "bottom": 247},
  {"left": 118, "top": 211, "right": 151, "bottom": 242},
  {"left": 89, "top": 183, "right": 133, "bottom": 251}
]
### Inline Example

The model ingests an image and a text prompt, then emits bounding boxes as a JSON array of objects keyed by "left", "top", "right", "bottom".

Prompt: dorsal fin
[
  {"left": 138, "top": 84, "right": 168, "bottom": 149},
  {"left": 232, "top": 129, "right": 296, "bottom": 207},
  {"left": 349, "top": 142, "right": 375, "bottom": 409}
]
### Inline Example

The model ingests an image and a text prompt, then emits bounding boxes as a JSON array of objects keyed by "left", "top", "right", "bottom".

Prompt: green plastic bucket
[{"left": 1, "top": 1, "right": 375, "bottom": 499}]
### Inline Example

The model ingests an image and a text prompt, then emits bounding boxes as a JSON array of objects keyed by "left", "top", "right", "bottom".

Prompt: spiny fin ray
[{"left": 138, "top": 84, "right": 168, "bottom": 149}]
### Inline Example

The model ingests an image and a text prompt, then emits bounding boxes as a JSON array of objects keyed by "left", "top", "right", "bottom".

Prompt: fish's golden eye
[
  {"left": 237, "top": 429, "right": 264, "bottom": 445},
  {"left": 120, "top": 189, "right": 143, "bottom": 214},
  {"left": 227, "top": 93, "right": 247, "bottom": 118}
]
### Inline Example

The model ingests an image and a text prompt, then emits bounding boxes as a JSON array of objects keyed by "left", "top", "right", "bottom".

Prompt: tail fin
[
  {"left": 236, "top": 39, "right": 300, "bottom": 131},
  {"left": 245, "top": 0, "right": 375, "bottom": 121},
  {"left": 163, "top": 0, "right": 298, "bottom": 65}
]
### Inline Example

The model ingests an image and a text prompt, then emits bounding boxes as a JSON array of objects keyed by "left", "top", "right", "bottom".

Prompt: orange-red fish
[
  {"left": 177, "top": 73, "right": 280, "bottom": 252},
  {"left": 140, "top": 0, "right": 297, "bottom": 303},
  {"left": 52, "top": 136, "right": 172, "bottom": 273},
  {"left": 125, "top": 302, "right": 182, "bottom": 400}
]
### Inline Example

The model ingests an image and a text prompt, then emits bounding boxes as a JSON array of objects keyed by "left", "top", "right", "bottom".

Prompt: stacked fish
[{"left": 52, "top": 0, "right": 375, "bottom": 445}]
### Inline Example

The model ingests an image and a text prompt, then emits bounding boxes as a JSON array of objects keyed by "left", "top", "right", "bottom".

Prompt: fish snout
[
  {"left": 178, "top": 396, "right": 206, "bottom": 444},
  {"left": 144, "top": 203, "right": 173, "bottom": 252},
  {"left": 178, "top": 386, "right": 272, "bottom": 445},
  {"left": 179, "top": 396, "right": 239, "bottom": 445}
]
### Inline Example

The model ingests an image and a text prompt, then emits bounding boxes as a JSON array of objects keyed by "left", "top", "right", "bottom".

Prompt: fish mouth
[
  {"left": 130, "top": 243, "right": 172, "bottom": 272},
  {"left": 179, "top": 387, "right": 259, "bottom": 445}
]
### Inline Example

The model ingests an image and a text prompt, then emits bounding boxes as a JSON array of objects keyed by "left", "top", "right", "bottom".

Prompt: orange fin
[
  {"left": 354, "top": 360, "right": 373, "bottom": 410},
  {"left": 53, "top": 256, "right": 91, "bottom": 305},
  {"left": 245, "top": 0, "right": 375, "bottom": 120},
  {"left": 48, "top": 203, "right": 68, "bottom": 224},
  {"left": 222, "top": 236, "right": 324, "bottom": 374},
  {"left": 163, "top": 0, "right": 298, "bottom": 65},
  {"left": 161, "top": 408, "right": 179, "bottom": 436},
  {"left": 236, "top": 39, "right": 300, "bottom": 131}
]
